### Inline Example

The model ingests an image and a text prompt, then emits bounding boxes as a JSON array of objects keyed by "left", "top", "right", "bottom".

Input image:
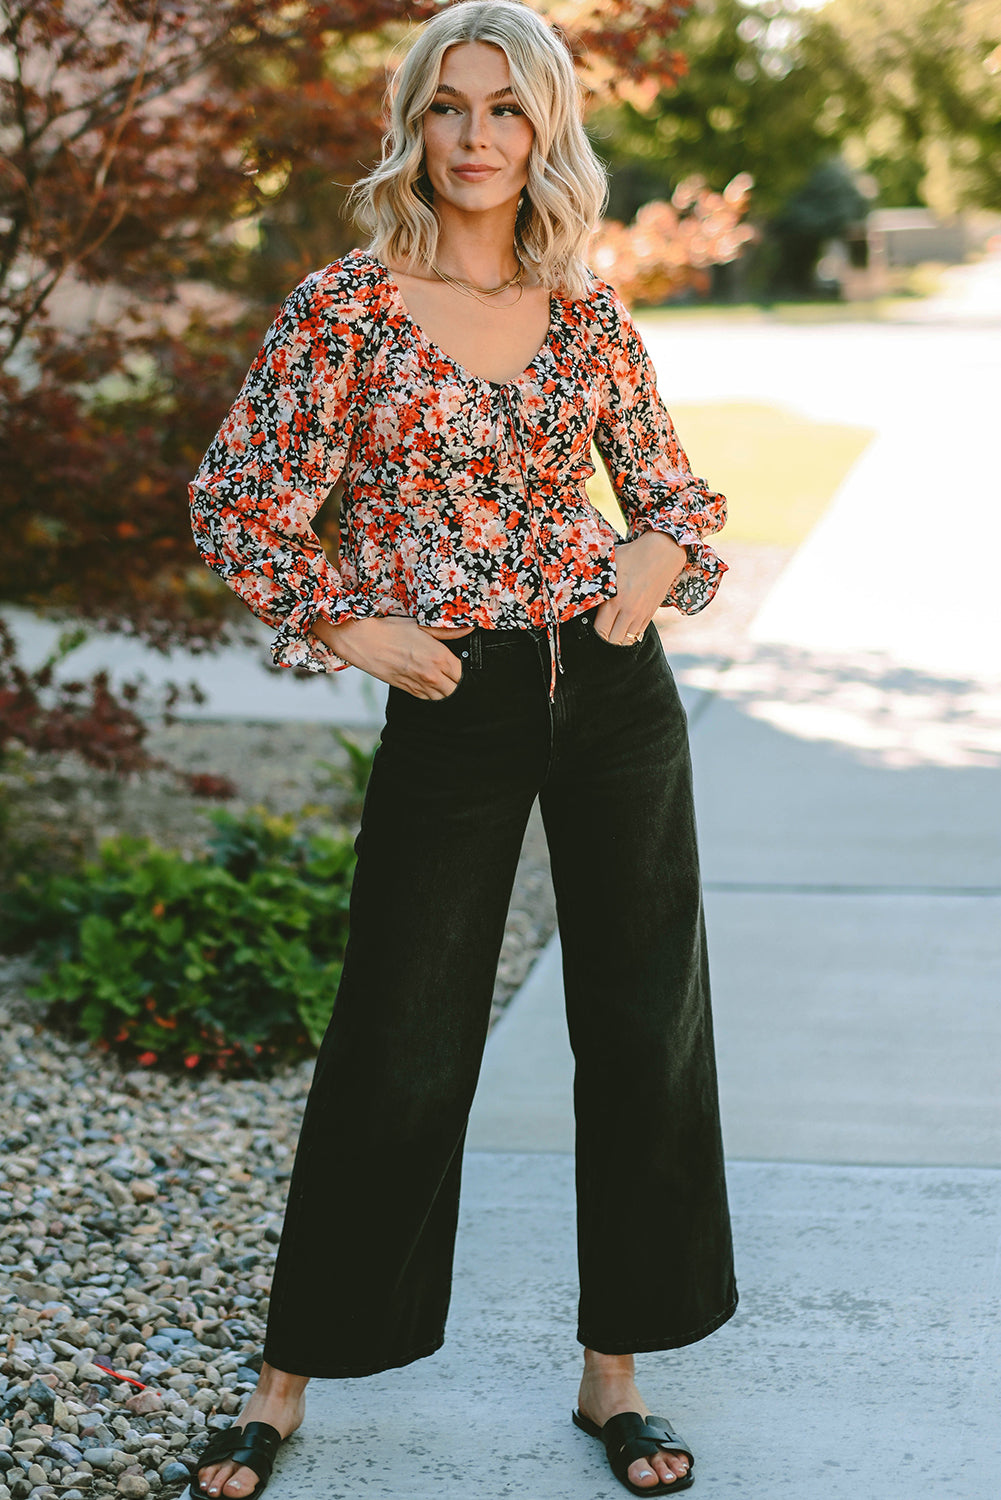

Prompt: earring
[{"left": 517, "top": 190, "right": 525, "bottom": 209}]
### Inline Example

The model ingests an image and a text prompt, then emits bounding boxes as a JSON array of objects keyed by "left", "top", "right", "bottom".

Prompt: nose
[{"left": 459, "top": 107, "right": 493, "bottom": 150}]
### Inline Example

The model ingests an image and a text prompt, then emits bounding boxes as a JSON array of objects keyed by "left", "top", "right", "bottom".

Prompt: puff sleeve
[
  {"left": 593, "top": 282, "right": 728, "bottom": 614},
  {"left": 188, "top": 264, "right": 379, "bottom": 672}
]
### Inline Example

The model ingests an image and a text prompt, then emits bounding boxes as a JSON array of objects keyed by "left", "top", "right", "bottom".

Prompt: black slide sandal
[
  {"left": 186, "top": 1420, "right": 283, "bottom": 1500},
  {"left": 573, "top": 1408, "right": 696, "bottom": 1494}
]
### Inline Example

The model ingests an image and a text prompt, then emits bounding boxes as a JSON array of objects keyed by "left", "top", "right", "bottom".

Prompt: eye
[
  {"left": 494, "top": 104, "right": 523, "bottom": 116},
  {"left": 428, "top": 102, "right": 457, "bottom": 115}
]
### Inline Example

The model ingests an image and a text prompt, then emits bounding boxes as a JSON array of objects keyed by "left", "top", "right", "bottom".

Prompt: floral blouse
[{"left": 188, "top": 247, "right": 727, "bottom": 698}]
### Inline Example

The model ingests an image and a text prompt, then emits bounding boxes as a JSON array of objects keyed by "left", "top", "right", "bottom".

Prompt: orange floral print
[{"left": 189, "top": 249, "right": 727, "bottom": 699}]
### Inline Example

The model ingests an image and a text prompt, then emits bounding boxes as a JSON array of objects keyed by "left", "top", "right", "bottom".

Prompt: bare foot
[
  {"left": 195, "top": 1362, "right": 308, "bottom": 1498},
  {"left": 577, "top": 1350, "right": 690, "bottom": 1489}
]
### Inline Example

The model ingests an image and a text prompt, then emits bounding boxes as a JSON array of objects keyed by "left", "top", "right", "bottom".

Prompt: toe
[
  {"left": 653, "top": 1452, "right": 689, "bottom": 1483},
  {"left": 627, "top": 1457, "right": 668, "bottom": 1487},
  {"left": 196, "top": 1461, "right": 226, "bottom": 1495},
  {"left": 223, "top": 1467, "right": 260, "bottom": 1497}
]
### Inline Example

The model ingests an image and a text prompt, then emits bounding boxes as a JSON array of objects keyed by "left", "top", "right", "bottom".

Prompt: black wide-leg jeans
[{"left": 261, "top": 605, "right": 738, "bottom": 1378}]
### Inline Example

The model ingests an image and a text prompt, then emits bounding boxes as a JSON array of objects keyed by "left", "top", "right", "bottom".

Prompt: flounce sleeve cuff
[
  {"left": 664, "top": 540, "right": 728, "bottom": 615},
  {"left": 271, "top": 588, "right": 379, "bottom": 672},
  {"left": 625, "top": 517, "right": 729, "bottom": 615}
]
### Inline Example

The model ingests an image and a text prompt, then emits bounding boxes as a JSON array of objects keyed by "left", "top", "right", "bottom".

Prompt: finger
[
  {"left": 435, "top": 657, "right": 463, "bottom": 688},
  {"left": 402, "top": 659, "right": 462, "bottom": 698},
  {"left": 591, "top": 605, "right": 618, "bottom": 641},
  {"left": 600, "top": 613, "right": 646, "bottom": 646},
  {"left": 404, "top": 681, "right": 452, "bottom": 700},
  {"left": 618, "top": 611, "right": 650, "bottom": 644}
]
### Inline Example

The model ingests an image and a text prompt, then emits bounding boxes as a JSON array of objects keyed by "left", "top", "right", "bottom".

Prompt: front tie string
[{"left": 497, "top": 387, "right": 563, "bottom": 699}]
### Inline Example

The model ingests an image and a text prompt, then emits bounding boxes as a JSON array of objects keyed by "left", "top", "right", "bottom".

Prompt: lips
[{"left": 452, "top": 166, "right": 499, "bottom": 179}]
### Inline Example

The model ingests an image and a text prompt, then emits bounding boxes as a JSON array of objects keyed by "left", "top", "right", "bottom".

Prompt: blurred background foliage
[
  {"left": 598, "top": 0, "right": 1001, "bottom": 222},
  {"left": 591, "top": 0, "right": 1001, "bottom": 287}
]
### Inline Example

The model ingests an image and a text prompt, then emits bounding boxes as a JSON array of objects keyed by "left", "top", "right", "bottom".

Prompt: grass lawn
[
  {"left": 586, "top": 401, "right": 874, "bottom": 549},
  {"left": 627, "top": 265, "right": 951, "bottom": 328}
]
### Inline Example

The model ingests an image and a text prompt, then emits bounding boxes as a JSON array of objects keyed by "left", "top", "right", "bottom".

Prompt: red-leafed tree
[
  {"left": 590, "top": 174, "right": 755, "bottom": 307},
  {"left": 1, "top": 0, "right": 709, "bottom": 770}
]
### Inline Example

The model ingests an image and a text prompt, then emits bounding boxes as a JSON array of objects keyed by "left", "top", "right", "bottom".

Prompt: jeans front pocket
[
  {"left": 587, "top": 613, "right": 649, "bottom": 650},
  {"left": 417, "top": 633, "right": 474, "bottom": 704}
]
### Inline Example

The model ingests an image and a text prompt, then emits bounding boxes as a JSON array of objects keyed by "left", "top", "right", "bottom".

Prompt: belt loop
[{"left": 470, "top": 626, "right": 482, "bottom": 671}]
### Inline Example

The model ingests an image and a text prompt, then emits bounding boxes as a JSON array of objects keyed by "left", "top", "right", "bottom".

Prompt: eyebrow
[{"left": 433, "top": 84, "right": 517, "bottom": 100}]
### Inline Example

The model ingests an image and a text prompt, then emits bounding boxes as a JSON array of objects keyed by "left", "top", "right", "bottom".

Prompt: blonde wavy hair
[{"left": 344, "top": 0, "right": 608, "bottom": 300}]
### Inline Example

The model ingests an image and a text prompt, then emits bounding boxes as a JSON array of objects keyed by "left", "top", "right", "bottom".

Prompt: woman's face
[{"left": 421, "top": 41, "right": 534, "bottom": 217}]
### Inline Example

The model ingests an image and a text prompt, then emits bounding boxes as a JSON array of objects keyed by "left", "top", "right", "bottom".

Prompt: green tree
[
  {"left": 799, "top": 0, "right": 1001, "bottom": 215},
  {"left": 587, "top": 0, "right": 831, "bottom": 225},
  {"left": 769, "top": 158, "right": 870, "bottom": 292},
  {"left": 585, "top": 0, "right": 1000, "bottom": 294}
]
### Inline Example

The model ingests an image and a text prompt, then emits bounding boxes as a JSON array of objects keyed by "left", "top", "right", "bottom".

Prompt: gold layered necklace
[{"left": 431, "top": 249, "right": 526, "bottom": 307}]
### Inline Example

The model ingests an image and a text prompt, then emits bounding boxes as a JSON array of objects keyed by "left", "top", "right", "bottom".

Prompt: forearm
[{"left": 310, "top": 612, "right": 347, "bottom": 652}]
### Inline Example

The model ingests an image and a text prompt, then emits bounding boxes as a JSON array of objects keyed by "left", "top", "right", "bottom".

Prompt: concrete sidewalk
[
  {"left": 256, "top": 304, "right": 1001, "bottom": 1498},
  {"left": 261, "top": 1155, "right": 1000, "bottom": 1500}
]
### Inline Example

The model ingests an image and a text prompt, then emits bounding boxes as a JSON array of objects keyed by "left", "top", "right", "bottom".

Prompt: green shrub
[
  {"left": 314, "top": 727, "right": 379, "bottom": 821},
  {"left": 0, "top": 808, "right": 356, "bottom": 1074}
]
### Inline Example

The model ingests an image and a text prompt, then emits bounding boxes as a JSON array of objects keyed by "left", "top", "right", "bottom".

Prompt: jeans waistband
[
  {"left": 438, "top": 605, "right": 601, "bottom": 680},
  {"left": 475, "top": 604, "right": 600, "bottom": 647}
]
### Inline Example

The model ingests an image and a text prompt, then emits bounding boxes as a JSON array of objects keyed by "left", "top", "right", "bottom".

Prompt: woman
[{"left": 187, "top": 3, "right": 737, "bottom": 1496}]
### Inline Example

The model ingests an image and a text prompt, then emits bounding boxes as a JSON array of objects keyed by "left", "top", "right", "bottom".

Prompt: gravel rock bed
[{"left": 0, "top": 961, "right": 311, "bottom": 1500}]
